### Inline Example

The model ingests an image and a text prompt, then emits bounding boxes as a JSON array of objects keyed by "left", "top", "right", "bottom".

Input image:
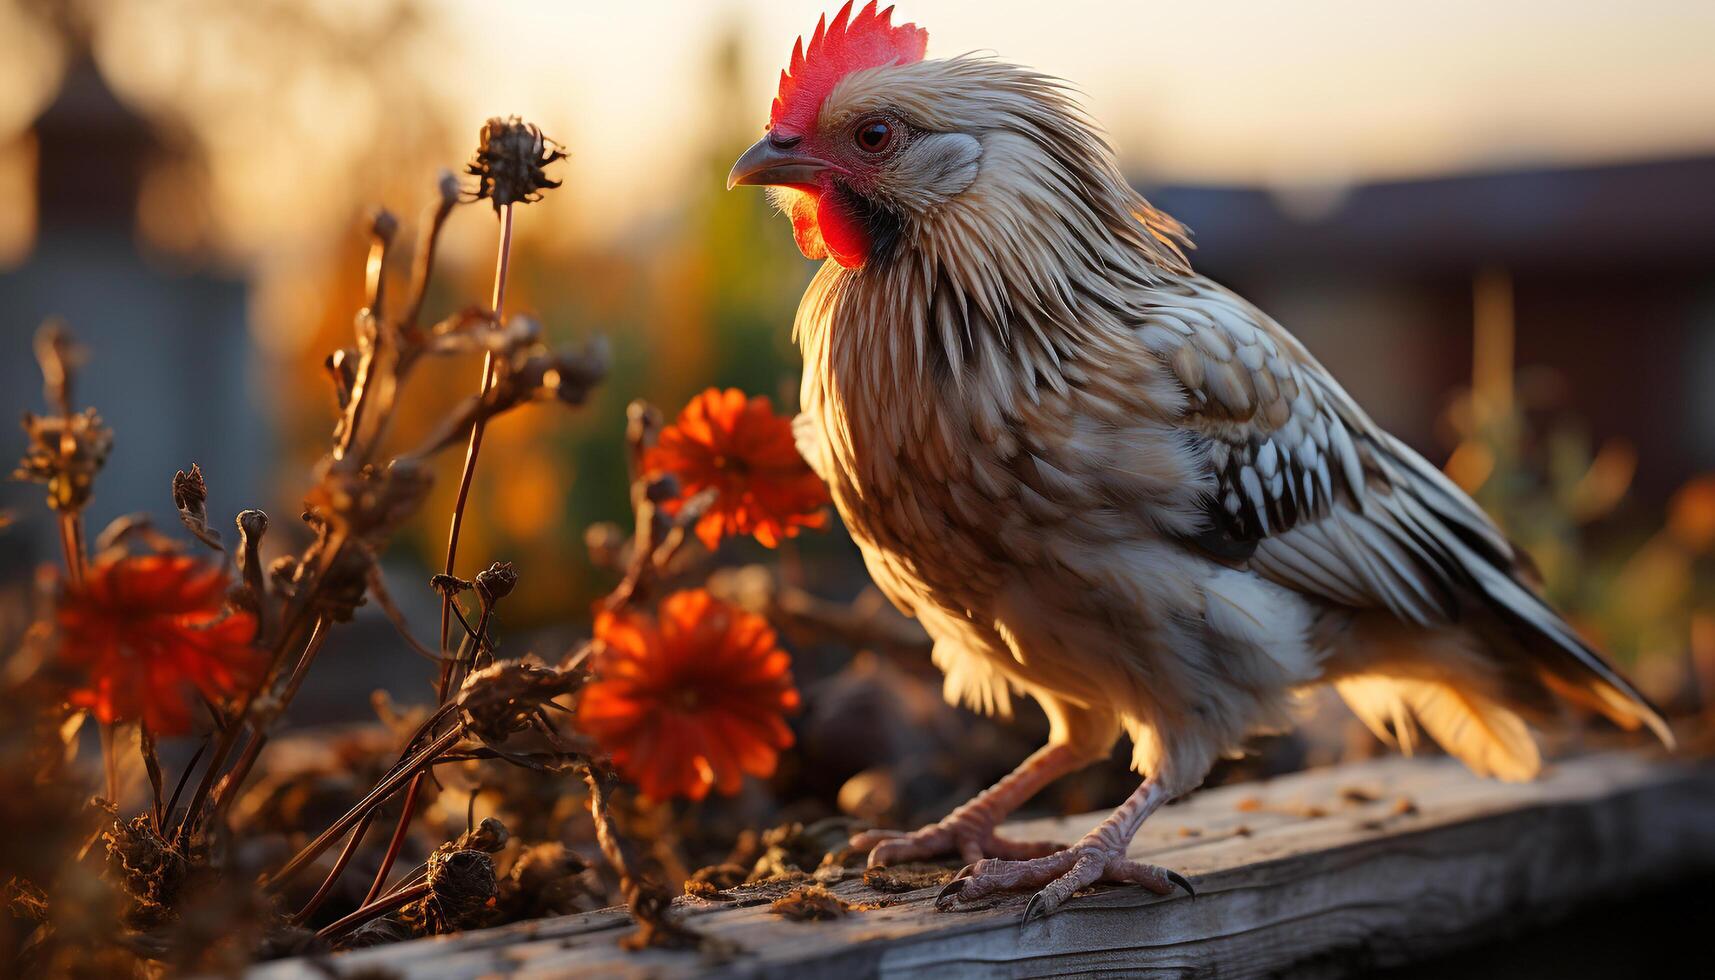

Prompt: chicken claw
[
  {"left": 936, "top": 776, "right": 1192, "bottom": 919},
  {"left": 852, "top": 817, "right": 1064, "bottom": 868},
  {"left": 935, "top": 838, "right": 1192, "bottom": 919}
]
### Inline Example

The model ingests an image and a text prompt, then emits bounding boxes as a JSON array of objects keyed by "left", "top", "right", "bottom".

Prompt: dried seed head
[
  {"left": 421, "top": 847, "right": 497, "bottom": 931},
  {"left": 474, "top": 561, "right": 518, "bottom": 604},
  {"left": 236, "top": 509, "right": 269, "bottom": 539},
  {"left": 233, "top": 509, "right": 268, "bottom": 601},
  {"left": 171, "top": 465, "right": 207, "bottom": 513},
  {"left": 456, "top": 657, "right": 579, "bottom": 744},
  {"left": 465, "top": 116, "right": 564, "bottom": 213},
  {"left": 104, "top": 813, "right": 192, "bottom": 930},
  {"left": 15, "top": 408, "right": 113, "bottom": 512},
  {"left": 173, "top": 463, "right": 222, "bottom": 550},
  {"left": 16, "top": 320, "right": 110, "bottom": 512}
]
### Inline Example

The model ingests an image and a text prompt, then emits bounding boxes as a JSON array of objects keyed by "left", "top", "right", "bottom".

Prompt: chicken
[{"left": 727, "top": 2, "right": 1674, "bottom": 919}]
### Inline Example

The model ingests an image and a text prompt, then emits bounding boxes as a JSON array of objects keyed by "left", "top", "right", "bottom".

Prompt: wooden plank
[{"left": 252, "top": 749, "right": 1715, "bottom": 979}]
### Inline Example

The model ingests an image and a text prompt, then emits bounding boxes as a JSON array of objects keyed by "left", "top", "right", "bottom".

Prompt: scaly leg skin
[
  {"left": 851, "top": 743, "right": 1088, "bottom": 867},
  {"left": 936, "top": 776, "right": 1194, "bottom": 923}
]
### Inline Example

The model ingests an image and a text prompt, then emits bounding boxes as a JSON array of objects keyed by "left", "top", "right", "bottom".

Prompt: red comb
[{"left": 770, "top": 2, "right": 928, "bottom": 135}]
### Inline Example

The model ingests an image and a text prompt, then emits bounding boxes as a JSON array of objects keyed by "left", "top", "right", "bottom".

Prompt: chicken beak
[{"left": 727, "top": 135, "right": 837, "bottom": 190}]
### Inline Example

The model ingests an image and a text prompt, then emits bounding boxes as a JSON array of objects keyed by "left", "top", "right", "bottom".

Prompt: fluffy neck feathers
[{"left": 796, "top": 58, "right": 1192, "bottom": 406}]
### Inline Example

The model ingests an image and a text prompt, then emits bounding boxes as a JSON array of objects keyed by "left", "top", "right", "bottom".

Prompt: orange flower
[
  {"left": 579, "top": 589, "right": 799, "bottom": 801},
  {"left": 58, "top": 554, "right": 261, "bottom": 735},
  {"left": 643, "top": 388, "right": 830, "bottom": 551}
]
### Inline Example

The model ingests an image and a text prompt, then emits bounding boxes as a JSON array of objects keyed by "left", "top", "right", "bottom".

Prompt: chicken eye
[{"left": 854, "top": 119, "right": 893, "bottom": 154}]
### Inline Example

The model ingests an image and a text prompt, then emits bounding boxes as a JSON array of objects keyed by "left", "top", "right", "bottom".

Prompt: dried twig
[
  {"left": 582, "top": 763, "right": 696, "bottom": 950},
  {"left": 262, "top": 724, "right": 467, "bottom": 894},
  {"left": 315, "top": 880, "right": 432, "bottom": 943}
]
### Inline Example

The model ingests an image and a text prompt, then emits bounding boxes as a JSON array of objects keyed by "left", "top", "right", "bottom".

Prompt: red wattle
[
  {"left": 783, "top": 189, "right": 829, "bottom": 261},
  {"left": 815, "top": 194, "right": 870, "bottom": 269},
  {"left": 777, "top": 186, "right": 869, "bottom": 268}
]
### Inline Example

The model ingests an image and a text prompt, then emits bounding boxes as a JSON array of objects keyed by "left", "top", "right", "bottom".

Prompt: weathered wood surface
[{"left": 254, "top": 749, "right": 1715, "bottom": 979}]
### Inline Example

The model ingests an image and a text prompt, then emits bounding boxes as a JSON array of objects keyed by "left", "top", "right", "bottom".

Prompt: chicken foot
[
  {"left": 935, "top": 775, "right": 1193, "bottom": 921},
  {"left": 851, "top": 742, "right": 1089, "bottom": 867}
]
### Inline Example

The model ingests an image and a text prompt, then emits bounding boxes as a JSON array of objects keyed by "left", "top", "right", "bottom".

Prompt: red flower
[
  {"left": 58, "top": 554, "right": 261, "bottom": 735},
  {"left": 578, "top": 590, "right": 799, "bottom": 801},
  {"left": 643, "top": 388, "right": 830, "bottom": 551}
]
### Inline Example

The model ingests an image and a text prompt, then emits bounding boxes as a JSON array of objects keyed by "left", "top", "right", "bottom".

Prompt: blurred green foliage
[{"left": 1441, "top": 271, "right": 1714, "bottom": 702}]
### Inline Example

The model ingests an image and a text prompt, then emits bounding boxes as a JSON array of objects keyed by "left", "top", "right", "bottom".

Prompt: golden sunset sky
[
  {"left": 1, "top": 0, "right": 1712, "bottom": 253},
  {"left": 436, "top": 0, "right": 1715, "bottom": 232}
]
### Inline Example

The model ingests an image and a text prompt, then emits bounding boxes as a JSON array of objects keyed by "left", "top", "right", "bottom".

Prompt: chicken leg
[
  {"left": 851, "top": 742, "right": 1089, "bottom": 866},
  {"left": 934, "top": 775, "right": 1193, "bottom": 921}
]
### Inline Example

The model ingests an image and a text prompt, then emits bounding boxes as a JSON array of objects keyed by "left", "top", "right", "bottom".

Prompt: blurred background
[{"left": 1, "top": 0, "right": 1713, "bottom": 826}]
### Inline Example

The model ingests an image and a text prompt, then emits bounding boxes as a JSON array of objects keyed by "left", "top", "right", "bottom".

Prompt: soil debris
[
  {"left": 685, "top": 862, "right": 749, "bottom": 900},
  {"left": 1338, "top": 785, "right": 1381, "bottom": 804},
  {"left": 770, "top": 885, "right": 849, "bottom": 921},
  {"left": 861, "top": 864, "right": 953, "bottom": 894}
]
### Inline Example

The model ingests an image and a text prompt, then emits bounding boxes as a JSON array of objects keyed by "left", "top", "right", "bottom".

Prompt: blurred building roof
[
  {"left": 1146, "top": 156, "right": 1715, "bottom": 278},
  {"left": 1142, "top": 155, "right": 1715, "bottom": 498},
  {"left": 1, "top": 48, "right": 266, "bottom": 576},
  {"left": 32, "top": 53, "right": 158, "bottom": 233}
]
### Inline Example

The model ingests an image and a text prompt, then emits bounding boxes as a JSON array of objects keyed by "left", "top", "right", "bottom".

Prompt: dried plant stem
[
  {"left": 99, "top": 720, "right": 119, "bottom": 804},
  {"left": 367, "top": 202, "right": 513, "bottom": 907},
  {"left": 402, "top": 173, "right": 461, "bottom": 335},
  {"left": 177, "top": 534, "right": 349, "bottom": 843},
  {"left": 362, "top": 776, "right": 424, "bottom": 906},
  {"left": 334, "top": 219, "right": 396, "bottom": 461},
  {"left": 175, "top": 610, "right": 314, "bottom": 842},
  {"left": 358, "top": 177, "right": 461, "bottom": 455},
  {"left": 582, "top": 765, "right": 633, "bottom": 883},
  {"left": 292, "top": 811, "right": 377, "bottom": 925},
  {"left": 583, "top": 763, "right": 689, "bottom": 948},
  {"left": 316, "top": 879, "right": 433, "bottom": 943},
  {"left": 367, "top": 610, "right": 489, "bottom": 904},
  {"left": 206, "top": 616, "right": 332, "bottom": 826},
  {"left": 441, "top": 603, "right": 492, "bottom": 703},
  {"left": 57, "top": 512, "right": 86, "bottom": 585},
  {"left": 161, "top": 739, "right": 208, "bottom": 830},
  {"left": 437, "top": 202, "right": 514, "bottom": 655},
  {"left": 264, "top": 714, "right": 463, "bottom": 894},
  {"left": 291, "top": 701, "right": 457, "bottom": 907},
  {"left": 140, "top": 724, "right": 165, "bottom": 830}
]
